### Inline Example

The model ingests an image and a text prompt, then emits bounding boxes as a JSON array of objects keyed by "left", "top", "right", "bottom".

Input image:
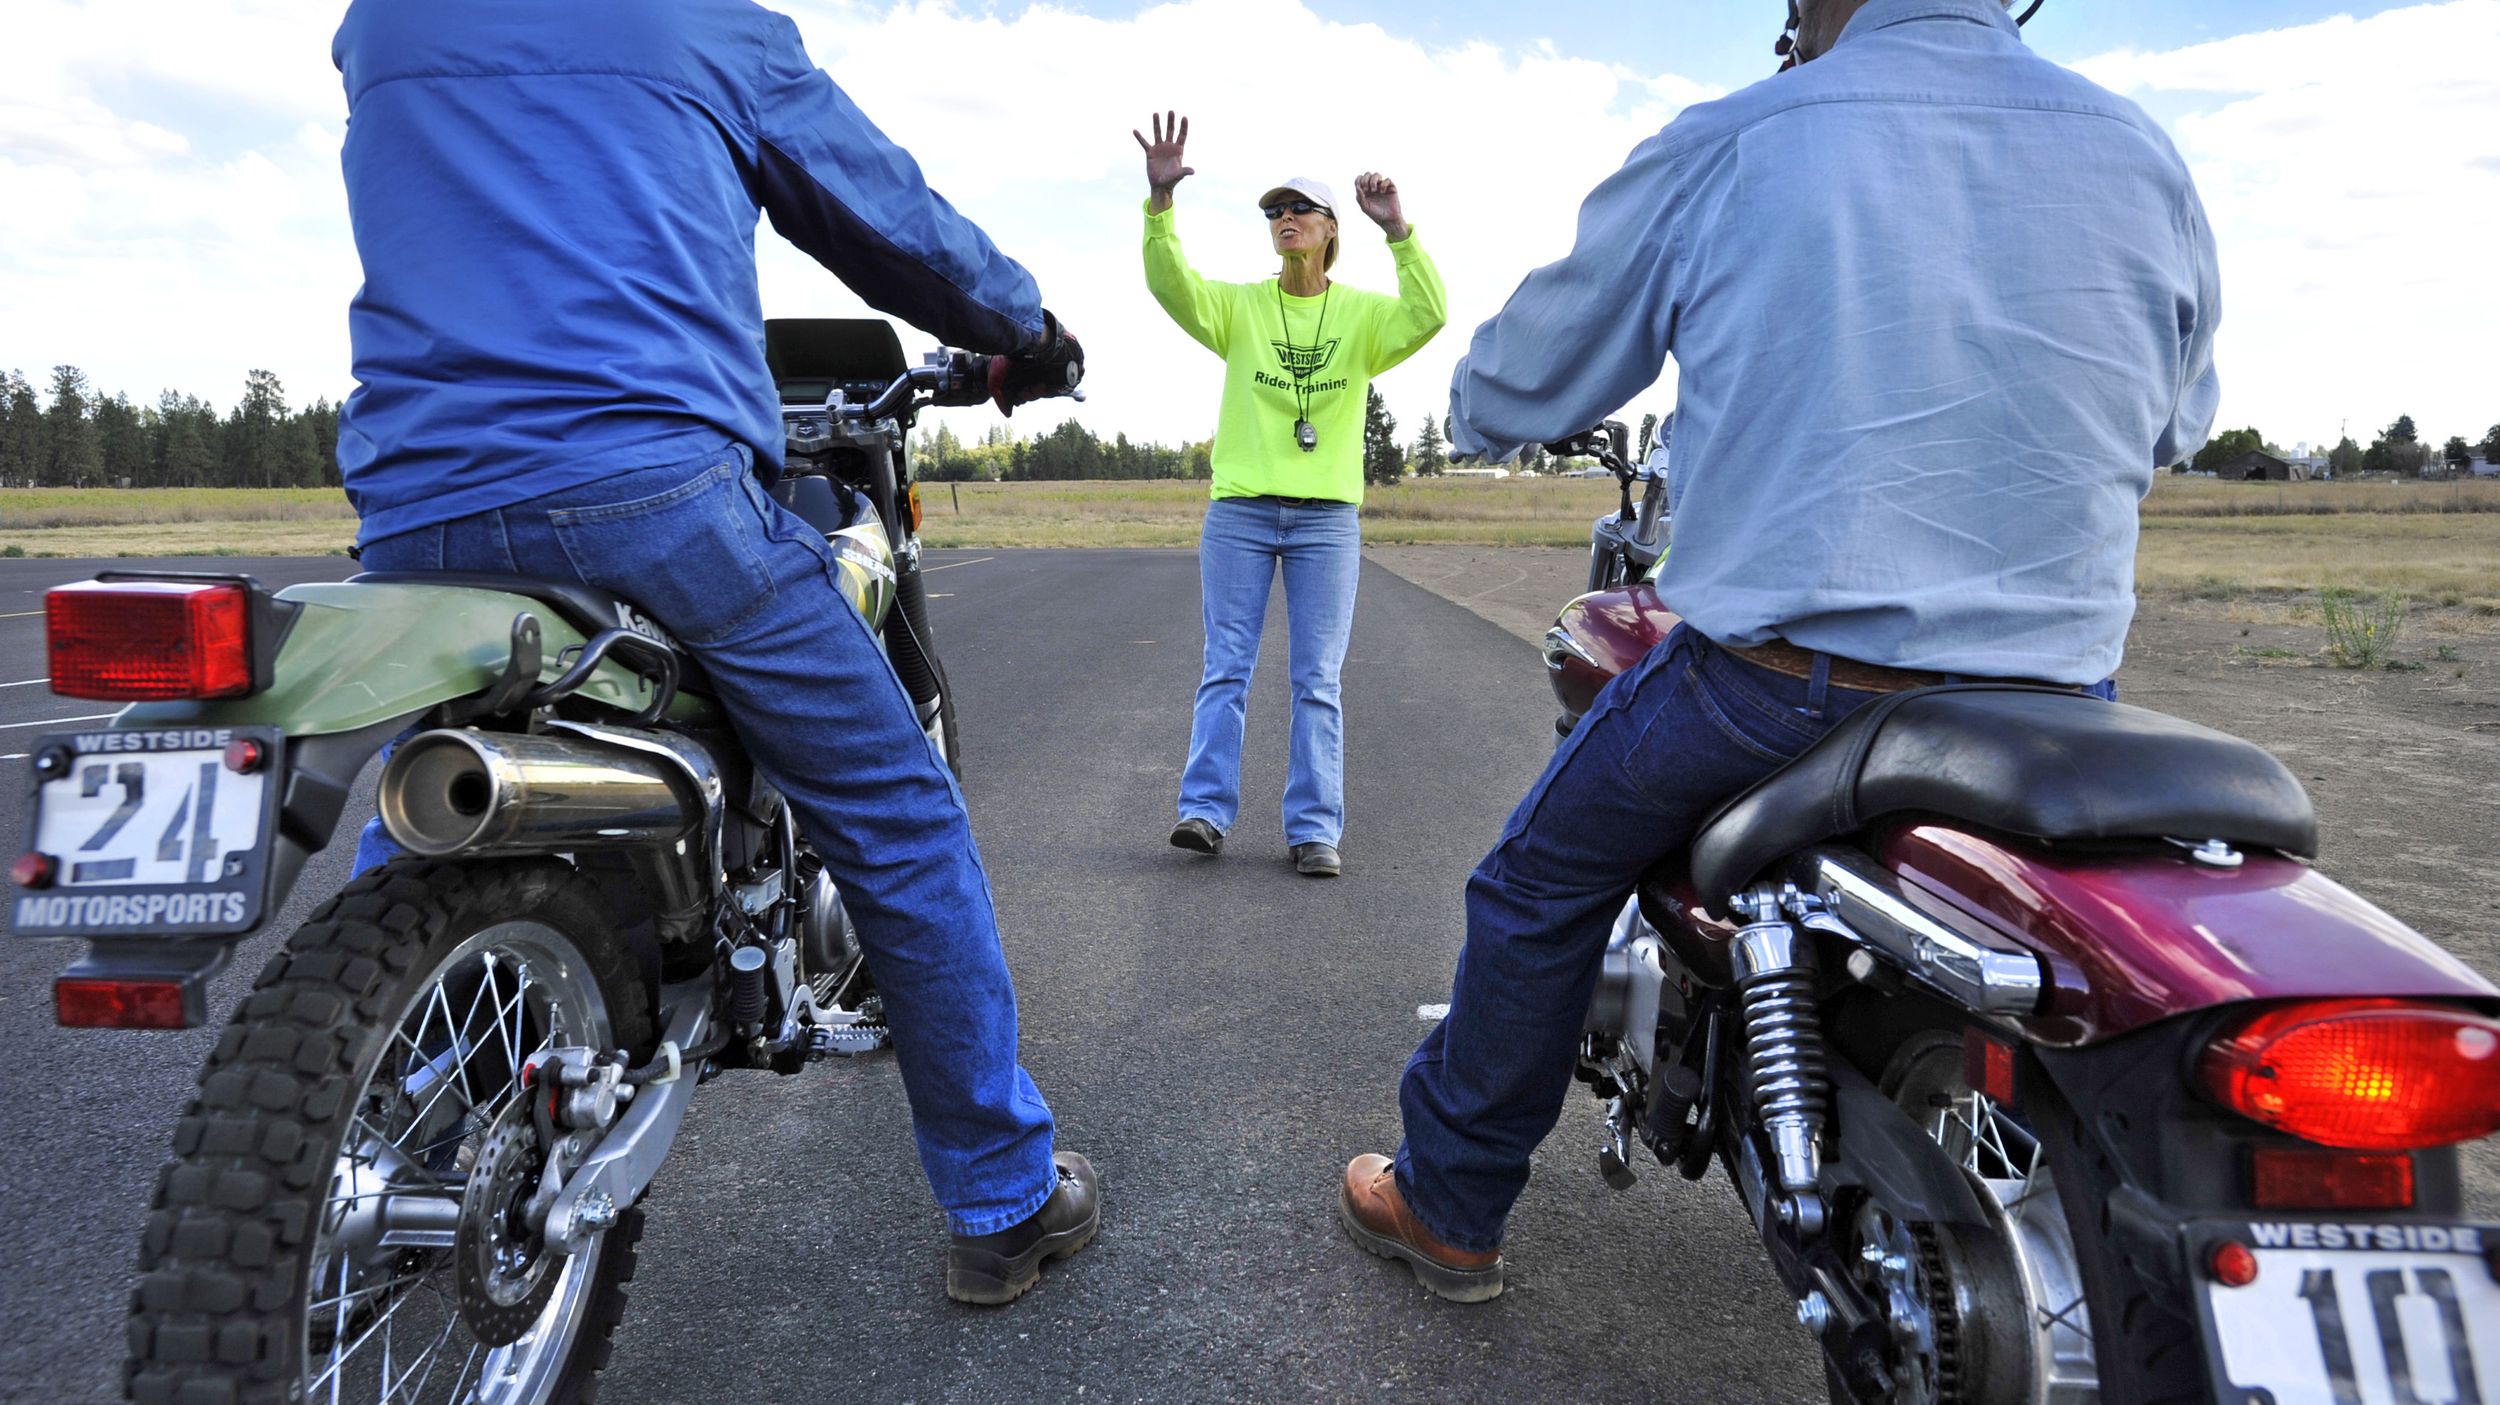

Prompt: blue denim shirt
[
  {"left": 1447, "top": 0, "right": 2220, "bottom": 684},
  {"left": 332, "top": 0, "right": 1046, "bottom": 544}
]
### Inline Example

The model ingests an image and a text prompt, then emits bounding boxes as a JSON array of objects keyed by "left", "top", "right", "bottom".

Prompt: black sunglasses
[{"left": 1263, "top": 200, "right": 1328, "bottom": 220}]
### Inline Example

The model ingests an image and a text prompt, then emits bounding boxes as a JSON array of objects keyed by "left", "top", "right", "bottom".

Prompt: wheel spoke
[
  {"left": 305, "top": 1264, "right": 439, "bottom": 1396},
  {"left": 400, "top": 983, "right": 485, "bottom": 1138},
  {"left": 444, "top": 1342, "right": 482, "bottom": 1405},
  {"left": 306, "top": 1266, "right": 432, "bottom": 1314},
  {"left": 381, "top": 1302, "right": 462, "bottom": 1404}
]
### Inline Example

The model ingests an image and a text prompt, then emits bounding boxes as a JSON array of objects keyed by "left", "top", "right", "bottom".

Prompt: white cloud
[
  {"left": 0, "top": 0, "right": 355, "bottom": 409},
  {"left": 2074, "top": 1, "right": 2500, "bottom": 451},
  {"left": 0, "top": 0, "right": 1715, "bottom": 444},
  {"left": 763, "top": 0, "right": 1718, "bottom": 445},
  {"left": 4, "top": 0, "right": 2492, "bottom": 460}
]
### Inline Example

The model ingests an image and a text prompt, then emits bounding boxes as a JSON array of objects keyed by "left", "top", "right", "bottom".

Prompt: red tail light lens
[
  {"left": 46, "top": 579, "right": 253, "bottom": 700},
  {"left": 56, "top": 977, "right": 191, "bottom": 1029},
  {"left": 2201, "top": 999, "right": 2500, "bottom": 1149},
  {"left": 2249, "top": 1148, "right": 2415, "bottom": 1210}
]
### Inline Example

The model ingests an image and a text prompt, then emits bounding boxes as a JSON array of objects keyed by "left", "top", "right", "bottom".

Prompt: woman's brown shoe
[{"left": 1337, "top": 1154, "right": 1504, "bottom": 1302}]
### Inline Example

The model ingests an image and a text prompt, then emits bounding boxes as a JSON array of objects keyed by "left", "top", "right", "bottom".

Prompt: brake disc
[{"left": 456, "top": 1099, "right": 561, "bottom": 1347}]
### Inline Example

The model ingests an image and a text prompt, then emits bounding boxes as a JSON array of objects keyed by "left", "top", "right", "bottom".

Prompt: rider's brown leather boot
[{"left": 1337, "top": 1154, "right": 1504, "bottom": 1302}]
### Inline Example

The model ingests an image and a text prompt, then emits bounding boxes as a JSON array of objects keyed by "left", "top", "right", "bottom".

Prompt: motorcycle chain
[{"left": 1913, "top": 1222, "right": 1966, "bottom": 1405}]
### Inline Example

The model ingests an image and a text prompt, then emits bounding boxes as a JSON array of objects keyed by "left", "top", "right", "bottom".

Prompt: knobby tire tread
[{"left": 123, "top": 860, "right": 653, "bottom": 1405}]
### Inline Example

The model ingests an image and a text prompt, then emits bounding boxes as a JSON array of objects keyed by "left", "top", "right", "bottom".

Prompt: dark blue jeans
[
  {"left": 355, "top": 444, "right": 1057, "bottom": 1236},
  {"left": 1394, "top": 623, "right": 2112, "bottom": 1252}
]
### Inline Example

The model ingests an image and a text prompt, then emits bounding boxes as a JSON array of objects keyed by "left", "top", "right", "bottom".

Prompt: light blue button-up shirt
[{"left": 1448, "top": 0, "right": 2219, "bottom": 684}]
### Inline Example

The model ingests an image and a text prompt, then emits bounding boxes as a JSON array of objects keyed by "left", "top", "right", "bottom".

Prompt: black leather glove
[{"left": 987, "top": 310, "right": 1083, "bottom": 415}]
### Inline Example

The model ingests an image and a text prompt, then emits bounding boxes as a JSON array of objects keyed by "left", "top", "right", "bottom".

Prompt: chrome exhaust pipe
[{"left": 379, "top": 729, "right": 699, "bottom": 858}]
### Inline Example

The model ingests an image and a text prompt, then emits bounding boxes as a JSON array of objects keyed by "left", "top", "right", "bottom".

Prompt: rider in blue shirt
[
  {"left": 1340, "top": 0, "right": 2218, "bottom": 1305},
  {"left": 333, "top": 0, "right": 1097, "bottom": 1304}
]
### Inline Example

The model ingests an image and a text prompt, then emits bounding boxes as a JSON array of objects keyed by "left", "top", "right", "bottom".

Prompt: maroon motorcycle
[{"left": 1539, "top": 430, "right": 2500, "bottom": 1405}]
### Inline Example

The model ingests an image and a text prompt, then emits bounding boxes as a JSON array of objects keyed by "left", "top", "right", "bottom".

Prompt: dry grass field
[{"left": 5, "top": 475, "right": 2496, "bottom": 610}]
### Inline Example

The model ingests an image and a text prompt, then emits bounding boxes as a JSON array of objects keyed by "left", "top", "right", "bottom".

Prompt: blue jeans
[
  {"left": 1179, "top": 496, "right": 1361, "bottom": 846},
  {"left": 1394, "top": 623, "right": 2114, "bottom": 1252},
  {"left": 352, "top": 445, "right": 1057, "bottom": 1236}
]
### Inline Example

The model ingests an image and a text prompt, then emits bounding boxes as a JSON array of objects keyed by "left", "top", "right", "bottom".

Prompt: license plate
[
  {"left": 2202, "top": 1220, "right": 2498, "bottom": 1405},
  {"left": 12, "top": 726, "right": 281, "bottom": 937}
]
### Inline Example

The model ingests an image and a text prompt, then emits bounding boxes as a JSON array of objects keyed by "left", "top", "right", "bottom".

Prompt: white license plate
[
  {"left": 12, "top": 727, "right": 280, "bottom": 937},
  {"left": 2205, "top": 1222, "right": 2497, "bottom": 1405}
]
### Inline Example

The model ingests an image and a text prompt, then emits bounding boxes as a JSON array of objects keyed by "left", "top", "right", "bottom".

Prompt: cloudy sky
[{"left": 3, "top": 0, "right": 2496, "bottom": 458}]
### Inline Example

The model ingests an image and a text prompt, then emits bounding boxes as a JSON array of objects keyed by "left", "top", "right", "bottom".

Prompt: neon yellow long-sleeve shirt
[{"left": 1143, "top": 203, "right": 1446, "bottom": 504}]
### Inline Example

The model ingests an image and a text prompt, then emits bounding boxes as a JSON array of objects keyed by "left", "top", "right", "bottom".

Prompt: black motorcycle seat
[
  {"left": 350, "top": 571, "right": 710, "bottom": 690},
  {"left": 1686, "top": 684, "right": 2317, "bottom": 915}
]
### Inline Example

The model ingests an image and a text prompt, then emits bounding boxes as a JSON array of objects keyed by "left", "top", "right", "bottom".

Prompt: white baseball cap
[{"left": 1256, "top": 177, "right": 1338, "bottom": 215}]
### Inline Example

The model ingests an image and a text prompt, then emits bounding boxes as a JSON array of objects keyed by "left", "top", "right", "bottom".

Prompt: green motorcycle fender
[{"left": 110, "top": 579, "right": 715, "bottom": 857}]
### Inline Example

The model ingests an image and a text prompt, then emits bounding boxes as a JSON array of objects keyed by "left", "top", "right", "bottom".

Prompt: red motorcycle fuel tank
[{"left": 1548, "top": 583, "right": 1678, "bottom": 722}]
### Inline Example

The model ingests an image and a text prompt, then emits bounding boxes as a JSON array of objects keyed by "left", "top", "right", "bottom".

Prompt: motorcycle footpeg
[{"left": 807, "top": 1012, "right": 891, "bottom": 1058}]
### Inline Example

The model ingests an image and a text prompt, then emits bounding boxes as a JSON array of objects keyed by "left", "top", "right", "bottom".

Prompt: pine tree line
[{"left": 1, "top": 366, "right": 341, "bottom": 490}]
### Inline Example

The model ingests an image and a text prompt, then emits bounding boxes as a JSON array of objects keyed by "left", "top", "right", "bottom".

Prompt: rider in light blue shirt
[
  {"left": 1446, "top": 0, "right": 2218, "bottom": 688},
  {"left": 1341, "top": 0, "right": 2218, "bottom": 1306}
]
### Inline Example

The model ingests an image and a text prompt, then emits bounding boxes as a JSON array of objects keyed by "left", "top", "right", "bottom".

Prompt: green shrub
[{"left": 2320, "top": 585, "right": 2405, "bottom": 668}]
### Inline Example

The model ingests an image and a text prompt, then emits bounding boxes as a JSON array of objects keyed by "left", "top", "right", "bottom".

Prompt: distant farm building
[{"left": 2213, "top": 449, "right": 2296, "bottom": 482}]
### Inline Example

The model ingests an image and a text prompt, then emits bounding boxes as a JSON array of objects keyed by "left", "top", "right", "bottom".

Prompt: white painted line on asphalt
[
  {"left": 0, "top": 712, "right": 116, "bottom": 730},
  {"left": 0, "top": 610, "right": 41, "bottom": 620},
  {"left": 921, "top": 556, "right": 995, "bottom": 573},
  {"left": 1, "top": 753, "right": 26, "bottom": 761},
  {"left": 4, "top": 678, "right": 50, "bottom": 688}
]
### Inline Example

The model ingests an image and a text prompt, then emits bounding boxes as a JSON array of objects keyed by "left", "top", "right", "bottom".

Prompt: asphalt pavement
[{"left": 0, "top": 552, "right": 1822, "bottom": 1404}]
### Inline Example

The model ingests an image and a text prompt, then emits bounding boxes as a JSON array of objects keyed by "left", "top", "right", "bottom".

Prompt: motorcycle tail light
[
  {"left": 2200, "top": 999, "right": 2500, "bottom": 1149},
  {"left": 2248, "top": 1148, "right": 2415, "bottom": 1210},
  {"left": 56, "top": 976, "right": 190, "bottom": 1029},
  {"left": 47, "top": 579, "right": 253, "bottom": 700}
]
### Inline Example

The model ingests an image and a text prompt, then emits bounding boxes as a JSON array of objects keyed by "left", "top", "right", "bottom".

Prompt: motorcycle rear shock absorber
[{"left": 1731, "top": 888, "right": 1830, "bottom": 1234}]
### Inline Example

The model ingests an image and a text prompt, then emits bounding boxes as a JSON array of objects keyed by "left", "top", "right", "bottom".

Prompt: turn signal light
[
  {"left": 2201, "top": 999, "right": 2500, "bottom": 1150},
  {"left": 2249, "top": 1148, "right": 2415, "bottom": 1210},
  {"left": 56, "top": 977, "right": 190, "bottom": 1029},
  {"left": 47, "top": 579, "right": 252, "bottom": 701}
]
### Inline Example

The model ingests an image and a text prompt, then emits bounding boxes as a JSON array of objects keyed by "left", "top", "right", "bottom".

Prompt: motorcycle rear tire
[
  {"left": 125, "top": 860, "right": 654, "bottom": 1405},
  {"left": 2033, "top": 1078, "right": 2214, "bottom": 1405}
]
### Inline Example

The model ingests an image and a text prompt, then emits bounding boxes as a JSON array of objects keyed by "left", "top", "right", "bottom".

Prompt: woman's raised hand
[
  {"left": 1134, "top": 112, "right": 1195, "bottom": 211},
  {"left": 1354, "top": 172, "right": 1409, "bottom": 243}
]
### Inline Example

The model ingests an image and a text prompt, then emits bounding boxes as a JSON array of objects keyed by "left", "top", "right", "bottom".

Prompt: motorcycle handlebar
[{"left": 848, "top": 350, "right": 1084, "bottom": 421}]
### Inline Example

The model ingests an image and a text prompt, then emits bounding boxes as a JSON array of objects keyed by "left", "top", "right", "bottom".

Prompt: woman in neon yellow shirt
[{"left": 1134, "top": 110, "right": 1447, "bottom": 877}]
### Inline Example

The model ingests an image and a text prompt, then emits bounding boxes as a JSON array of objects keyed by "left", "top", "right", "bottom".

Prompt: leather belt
[
  {"left": 1722, "top": 638, "right": 2079, "bottom": 694},
  {"left": 1246, "top": 493, "right": 1352, "bottom": 509}
]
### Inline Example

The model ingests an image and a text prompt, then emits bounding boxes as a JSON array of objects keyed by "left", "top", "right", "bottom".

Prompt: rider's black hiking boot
[
  {"left": 946, "top": 1152, "right": 1101, "bottom": 1305},
  {"left": 1169, "top": 818, "right": 1224, "bottom": 855}
]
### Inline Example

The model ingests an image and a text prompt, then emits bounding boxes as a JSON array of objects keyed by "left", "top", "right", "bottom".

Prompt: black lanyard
[{"left": 1274, "top": 279, "right": 1333, "bottom": 446}]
